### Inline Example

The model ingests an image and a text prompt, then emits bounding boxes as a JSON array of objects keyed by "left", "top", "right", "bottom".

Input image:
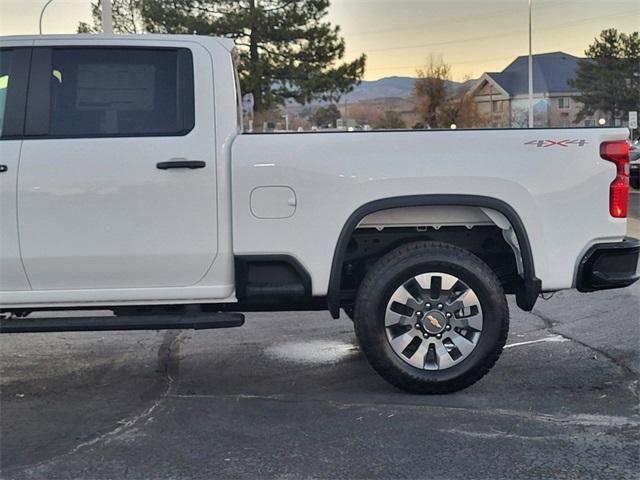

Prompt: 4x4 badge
[{"left": 525, "top": 139, "right": 588, "bottom": 147}]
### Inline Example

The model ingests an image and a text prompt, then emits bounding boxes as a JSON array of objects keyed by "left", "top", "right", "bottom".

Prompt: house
[{"left": 469, "top": 52, "right": 598, "bottom": 128}]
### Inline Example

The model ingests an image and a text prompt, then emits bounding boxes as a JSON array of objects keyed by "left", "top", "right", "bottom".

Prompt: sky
[{"left": 1, "top": 0, "right": 638, "bottom": 81}]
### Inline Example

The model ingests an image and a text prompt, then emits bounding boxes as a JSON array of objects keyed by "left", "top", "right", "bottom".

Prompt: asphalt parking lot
[{"left": 1, "top": 192, "right": 639, "bottom": 480}]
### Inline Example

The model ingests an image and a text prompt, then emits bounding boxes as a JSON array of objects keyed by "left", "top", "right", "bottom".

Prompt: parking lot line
[{"left": 504, "top": 335, "right": 569, "bottom": 349}]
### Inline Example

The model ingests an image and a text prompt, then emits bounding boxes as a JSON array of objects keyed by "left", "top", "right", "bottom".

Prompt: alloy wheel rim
[{"left": 384, "top": 272, "right": 483, "bottom": 370}]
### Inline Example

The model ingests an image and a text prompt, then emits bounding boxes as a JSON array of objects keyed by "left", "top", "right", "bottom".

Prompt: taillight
[{"left": 600, "top": 141, "right": 630, "bottom": 218}]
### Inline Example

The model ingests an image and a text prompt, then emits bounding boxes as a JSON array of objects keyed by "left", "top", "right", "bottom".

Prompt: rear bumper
[{"left": 576, "top": 237, "right": 640, "bottom": 292}]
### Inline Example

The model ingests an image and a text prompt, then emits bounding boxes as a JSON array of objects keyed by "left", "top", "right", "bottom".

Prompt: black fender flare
[{"left": 327, "top": 194, "right": 541, "bottom": 317}]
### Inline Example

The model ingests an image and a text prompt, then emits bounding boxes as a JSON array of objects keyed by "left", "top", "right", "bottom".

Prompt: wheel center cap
[{"left": 422, "top": 310, "right": 447, "bottom": 334}]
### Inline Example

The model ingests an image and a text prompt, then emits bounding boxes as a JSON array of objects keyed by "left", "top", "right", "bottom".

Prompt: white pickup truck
[{"left": 1, "top": 35, "right": 638, "bottom": 393}]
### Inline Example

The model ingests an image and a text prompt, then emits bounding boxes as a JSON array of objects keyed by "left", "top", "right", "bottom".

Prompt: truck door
[
  {"left": 18, "top": 44, "right": 219, "bottom": 290},
  {"left": 0, "top": 46, "right": 30, "bottom": 292}
]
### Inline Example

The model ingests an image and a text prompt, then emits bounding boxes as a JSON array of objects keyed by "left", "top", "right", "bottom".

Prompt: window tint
[
  {"left": 48, "top": 48, "right": 194, "bottom": 137},
  {"left": 0, "top": 49, "right": 13, "bottom": 136}
]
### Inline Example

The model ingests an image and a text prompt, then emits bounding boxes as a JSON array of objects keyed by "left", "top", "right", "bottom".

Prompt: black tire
[{"left": 353, "top": 241, "right": 509, "bottom": 394}]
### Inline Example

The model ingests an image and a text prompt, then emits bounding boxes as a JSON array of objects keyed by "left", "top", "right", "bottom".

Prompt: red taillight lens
[{"left": 600, "top": 141, "right": 630, "bottom": 218}]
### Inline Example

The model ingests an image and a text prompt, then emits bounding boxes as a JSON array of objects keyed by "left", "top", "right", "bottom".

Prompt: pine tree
[
  {"left": 569, "top": 29, "right": 640, "bottom": 123},
  {"left": 79, "top": 0, "right": 366, "bottom": 113}
]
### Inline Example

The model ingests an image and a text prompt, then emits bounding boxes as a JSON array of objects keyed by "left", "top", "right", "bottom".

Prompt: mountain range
[{"left": 339, "top": 76, "right": 475, "bottom": 103}]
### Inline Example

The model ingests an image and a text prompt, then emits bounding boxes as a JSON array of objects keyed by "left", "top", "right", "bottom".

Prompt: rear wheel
[{"left": 353, "top": 241, "right": 509, "bottom": 394}]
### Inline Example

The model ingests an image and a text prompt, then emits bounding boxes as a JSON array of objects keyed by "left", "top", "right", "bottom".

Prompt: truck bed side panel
[{"left": 232, "top": 128, "right": 629, "bottom": 294}]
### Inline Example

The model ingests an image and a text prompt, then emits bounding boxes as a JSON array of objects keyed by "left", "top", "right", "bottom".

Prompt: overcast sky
[{"left": 1, "top": 0, "right": 638, "bottom": 80}]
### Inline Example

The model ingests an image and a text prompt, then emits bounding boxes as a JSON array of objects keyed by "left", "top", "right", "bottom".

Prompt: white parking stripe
[{"left": 504, "top": 335, "right": 569, "bottom": 349}]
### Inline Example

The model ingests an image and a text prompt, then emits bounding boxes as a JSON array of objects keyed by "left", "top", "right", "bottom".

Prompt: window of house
[
  {"left": 48, "top": 48, "right": 194, "bottom": 137},
  {"left": 558, "top": 97, "right": 571, "bottom": 109},
  {"left": 492, "top": 100, "right": 504, "bottom": 113}
]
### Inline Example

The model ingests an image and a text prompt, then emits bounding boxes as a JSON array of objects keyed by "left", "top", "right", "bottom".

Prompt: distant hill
[
  {"left": 284, "top": 76, "right": 477, "bottom": 119},
  {"left": 342, "top": 76, "right": 417, "bottom": 102},
  {"left": 340, "top": 76, "right": 475, "bottom": 103}
]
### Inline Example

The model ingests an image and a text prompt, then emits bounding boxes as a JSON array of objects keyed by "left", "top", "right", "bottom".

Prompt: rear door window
[{"left": 42, "top": 47, "right": 194, "bottom": 138}]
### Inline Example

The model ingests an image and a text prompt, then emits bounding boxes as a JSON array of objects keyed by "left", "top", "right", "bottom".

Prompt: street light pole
[
  {"left": 528, "top": 0, "right": 534, "bottom": 128},
  {"left": 102, "top": 0, "right": 114, "bottom": 34},
  {"left": 38, "top": 0, "right": 56, "bottom": 35}
]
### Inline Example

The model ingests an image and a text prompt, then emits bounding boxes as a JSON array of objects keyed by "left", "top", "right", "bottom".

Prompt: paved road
[{"left": 1, "top": 284, "right": 639, "bottom": 480}]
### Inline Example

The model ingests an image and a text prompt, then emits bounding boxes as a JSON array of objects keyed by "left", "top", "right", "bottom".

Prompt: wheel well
[
  {"left": 328, "top": 197, "right": 541, "bottom": 318},
  {"left": 340, "top": 224, "right": 519, "bottom": 302}
]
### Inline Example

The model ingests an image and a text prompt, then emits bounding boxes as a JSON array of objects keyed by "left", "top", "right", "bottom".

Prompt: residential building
[{"left": 469, "top": 52, "right": 599, "bottom": 128}]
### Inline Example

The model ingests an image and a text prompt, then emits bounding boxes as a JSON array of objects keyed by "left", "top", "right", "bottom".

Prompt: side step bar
[{"left": 0, "top": 313, "right": 245, "bottom": 334}]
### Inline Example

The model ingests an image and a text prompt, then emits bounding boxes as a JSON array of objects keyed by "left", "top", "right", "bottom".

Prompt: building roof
[{"left": 484, "top": 52, "right": 582, "bottom": 96}]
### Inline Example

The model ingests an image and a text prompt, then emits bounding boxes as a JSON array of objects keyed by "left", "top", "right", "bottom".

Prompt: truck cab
[{"left": 1, "top": 35, "right": 239, "bottom": 307}]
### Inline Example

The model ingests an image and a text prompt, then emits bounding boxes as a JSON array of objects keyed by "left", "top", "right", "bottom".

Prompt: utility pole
[
  {"left": 528, "top": 0, "right": 534, "bottom": 128},
  {"left": 102, "top": 0, "right": 114, "bottom": 34}
]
